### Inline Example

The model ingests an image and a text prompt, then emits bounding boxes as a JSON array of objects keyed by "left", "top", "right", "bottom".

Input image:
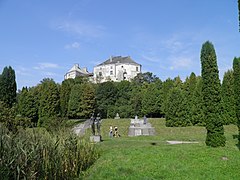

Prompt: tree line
[{"left": 0, "top": 41, "right": 240, "bottom": 147}]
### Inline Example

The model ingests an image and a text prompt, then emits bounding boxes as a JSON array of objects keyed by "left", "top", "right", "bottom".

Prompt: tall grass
[{"left": 0, "top": 125, "right": 100, "bottom": 179}]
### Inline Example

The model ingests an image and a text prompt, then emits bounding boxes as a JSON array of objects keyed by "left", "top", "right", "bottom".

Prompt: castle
[{"left": 64, "top": 56, "right": 141, "bottom": 83}]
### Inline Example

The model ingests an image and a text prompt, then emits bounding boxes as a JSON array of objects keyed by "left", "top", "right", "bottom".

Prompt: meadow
[{"left": 83, "top": 118, "right": 240, "bottom": 180}]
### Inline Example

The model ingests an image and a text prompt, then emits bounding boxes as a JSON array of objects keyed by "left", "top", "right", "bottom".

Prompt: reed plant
[{"left": 0, "top": 125, "right": 99, "bottom": 179}]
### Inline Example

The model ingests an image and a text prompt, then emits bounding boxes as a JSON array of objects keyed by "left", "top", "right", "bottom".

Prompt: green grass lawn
[{"left": 83, "top": 118, "right": 240, "bottom": 180}]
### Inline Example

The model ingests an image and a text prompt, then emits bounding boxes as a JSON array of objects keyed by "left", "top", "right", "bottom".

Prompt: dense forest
[{"left": 0, "top": 63, "right": 238, "bottom": 128}]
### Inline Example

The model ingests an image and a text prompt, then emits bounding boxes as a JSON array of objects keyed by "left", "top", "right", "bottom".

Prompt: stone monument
[
  {"left": 128, "top": 115, "right": 155, "bottom": 136},
  {"left": 90, "top": 113, "right": 102, "bottom": 142},
  {"left": 114, "top": 113, "right": 120, "bottom": 119}
]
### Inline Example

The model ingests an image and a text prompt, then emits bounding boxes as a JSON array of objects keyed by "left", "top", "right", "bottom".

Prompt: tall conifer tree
[
  {"left": 233, "top": 57, "right": 240, "bottom": 144},
  {"left": 200, "top": 41, "right": 225, "bottom": 147},
  {"left": 0, "top": 66, "right": 17, "bottom": 107},
  {"left": 221, "top": 70, "right": 236, "bottom": 125}
]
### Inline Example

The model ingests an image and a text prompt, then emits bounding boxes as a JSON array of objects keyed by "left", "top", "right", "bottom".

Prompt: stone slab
[{"left": 90, "top": 135, "right": 101, "bottom": 142}]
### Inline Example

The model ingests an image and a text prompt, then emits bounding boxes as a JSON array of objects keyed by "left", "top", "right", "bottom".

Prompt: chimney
[
  {"left": 82, "top": 67, "right": 87, "bottom": 72},
  {"left": 110, "top": 56, "right": 113, "bottom": 62}
]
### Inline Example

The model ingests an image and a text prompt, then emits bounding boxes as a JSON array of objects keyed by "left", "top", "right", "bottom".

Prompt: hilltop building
[
  {"left": 93, "top": 56, "right": 141, "bottom": 83},
  {"left": 64, "top": 64, "right": 92, "bottom": 80},
  {"left": 64, "top": 56, "right": 142, "bottom": 83}
]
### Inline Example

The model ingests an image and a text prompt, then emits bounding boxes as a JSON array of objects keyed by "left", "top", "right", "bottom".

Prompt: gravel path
[
  {"left": 166, "top": 140, "right": 199, "bottom": 145},
  {"left": 72, "top": 119, "right": 91, "bottom": 136}
]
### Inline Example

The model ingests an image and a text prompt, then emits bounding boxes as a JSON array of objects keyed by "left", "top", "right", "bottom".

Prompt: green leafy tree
[
  {"left": 183, "top": 72, "right": 197, "bottom": 124},
  {"left": 161, "top": 78, "right": 174, "bottom": 115},
  {"left": 130, "top": 84, "right": 142, "bottom": 117},
  {"left": 38, "top": 78, "right": 60, "bottom": 126},
  {"left": 68, "top": 84, "right": 83, "bottom": 119},
  {"left": 165, "top": 87, "right": 191, "bottom": 127},
  {"left": 95, "top": 81, "right": 117, "bottom": 118},
  {"left": 191, "top": 77, "right": 205, "bottom": 126},
  {"left": 78, "top": 83, "right": 96, "bottom": 118},
  {"left": 113, "top": 81, "right": 133, "bottom": 118},
  {"left": 0, "top": 66, "right": 17, "bottom": 107},
  {"left": 0, "top": 101, "right": 16, "bottom": 131},
  {"left": 201, "top": 41, "right": 225, "bottom": 147},
  {"left": 221, "top": 70, "right": 237, "bottom": 125},
  {"left": 141, "top": 83, "right": 162, "bottom": 117},
  {"left": 17, "top": 87, "right": 38, "bottom": 124},
  {"left": 132, "top": 72, "right": 159, "bottom": 84},
  {"left": 60, "top": 79, "right": 74, "bottom": 117},
  {"left": 233, "top": 57, "right": 240, "bottom": 144}
]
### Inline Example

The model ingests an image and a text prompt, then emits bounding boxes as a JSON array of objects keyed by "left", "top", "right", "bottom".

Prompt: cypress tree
[
  {"left": 233, "top": 57, "right": 240, "bottom": 144},
  {"left": 161, "top": 78, "right": 174, "bottom": 115},
  {"left": 200, "top": 41, "right": 225, "bottom": 147},
  {"left": 183, "top": 72, "right": 197, "bottom": 124},
  {"left": 141, "top": 83, "right": 162, "bottom": 117},
  {"left": 221, "top": 70, "right": 236, "bottom": 125},
  {"left": 0, "top": 66, "right": 17, "bottom": 107},
  {"left": 191, "top": 77, "right": 205, "bottom": 126},
  {"left": 165, "top": 87, "right": 191, "bottom": 127}
]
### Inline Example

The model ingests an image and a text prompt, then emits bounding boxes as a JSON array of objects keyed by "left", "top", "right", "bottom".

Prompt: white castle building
[
  {"left": 64, "top": 64, "right": 92, "bottom": 80},
  {"left": 93, "top": 56, "right": 141, "bottom": 83},
  {"left": 64, "top": 56, "right": 141, "bottom": 83}
]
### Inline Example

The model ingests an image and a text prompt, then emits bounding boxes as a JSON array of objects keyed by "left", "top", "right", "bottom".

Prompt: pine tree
[
  {"left": 221, "top": 70, "right": 237, "bottom": 125},
  {"left": 0, "top": 66, "right": 17, "bottom": 107},
  {"left": 233, "top": 57, "right": 240, "bottom": 144},
  {"left": 201, "top": 41, "right": 225, "bottom": 147}
]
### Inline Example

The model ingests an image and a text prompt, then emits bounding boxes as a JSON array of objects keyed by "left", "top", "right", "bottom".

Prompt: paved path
[{"left": 72, "top": 119, "right": 91, "bottom": 136}]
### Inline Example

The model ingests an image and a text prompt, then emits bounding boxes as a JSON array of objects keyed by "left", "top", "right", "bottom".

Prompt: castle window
[
  {"left": 99, "top": 72, "right": 102, "bottom": 76},
  {"left": 110, "top": 71, "right": 113, "bottom": 75},
  {"left": 136, "top": 67, "right": 138, "bottom": 71},
  {"left": 110, "top": 66, "right": 113, "bottom": 69},
  {"left": 123, "top": 72, "right": 127, "bottom": 80},
  {"left": 121, "top": 66, "right": 124, "bottom": 68}
]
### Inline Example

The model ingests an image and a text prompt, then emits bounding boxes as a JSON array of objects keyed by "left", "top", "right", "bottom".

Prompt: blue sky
[{"left": 0, "top": 0, "right": 239, "bottom": 89}]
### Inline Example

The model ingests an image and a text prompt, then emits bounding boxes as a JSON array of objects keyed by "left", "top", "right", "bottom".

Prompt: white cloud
[
  {"left": 15, "top": 66, "right": 31, "bottom": 76},
  {"left": 56, "top": 20, "right": 105, "bottom": 38},
  {"left": 64, "top": 42, "right": 80, "bottom": 49},
  {"left": 141, "top": 55, "right": 160, "bottom": 63},
  {"left": 169, "top": 57, "right": 193, "bottom": 70},
  {"left": 34, "top": 63, "right": 60, "bottom": 70}
]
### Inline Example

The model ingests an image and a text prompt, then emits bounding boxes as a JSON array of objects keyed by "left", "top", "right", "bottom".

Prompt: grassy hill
[{"left": 83, "top": 118, "right": 239, "bottom": 179}]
